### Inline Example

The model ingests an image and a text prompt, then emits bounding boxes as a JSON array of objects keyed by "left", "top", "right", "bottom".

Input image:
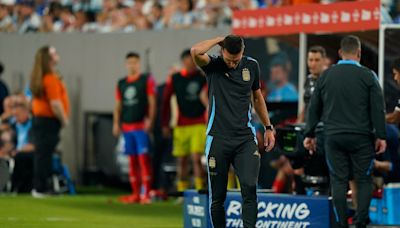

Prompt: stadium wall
[{"left": 0, "top": 28, "right": 229, "bottom": 182}]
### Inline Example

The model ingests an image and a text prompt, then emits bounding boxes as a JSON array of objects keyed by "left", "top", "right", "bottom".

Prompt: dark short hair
[
  {"left": 0, "top": 62, "right": 3, "bottom": 75},
  {"left": 153, "top": 2, "right": 163, "bottom": 10},
  {"left": 186, "top": 0, "right": 194, "bottom": 11},
  {"left": 180, "top": 49, "right": 191, "bottom": 60},
  {"left": 19, "top": 0, "right": 35, "bottom": 8},
  {"left": 340, "top": 35, "right": 361, "bottom": 55},
  {"left": 61, "top": 5, "right": 73, "bottom": 14},
  {"left": 308, "top": 45, "right": 326, "bottom": 58},
  {"left": 270, "top": 52, "right": 289, "bottom": 72},
  {"left": 393, "top": 57, "right": 400, "bottom": 72},
  {"left": 126, "top": 52, "right": 140, "bottom": 59},
  {"left": 222, "top": 35, "right": 244, "bottom": 55}
]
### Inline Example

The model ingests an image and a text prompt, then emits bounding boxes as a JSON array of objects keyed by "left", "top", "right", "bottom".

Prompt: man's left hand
[
  {"left": 264, "top": 130, "right": 275, "bottom": 152},
  {"left": 303, "top": 137, "right": 317, "bottom": 155}
]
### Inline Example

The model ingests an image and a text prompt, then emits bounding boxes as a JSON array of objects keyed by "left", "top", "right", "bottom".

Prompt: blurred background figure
[
  {"left": 297, "top": 46, "right": 327, "bottom": 123},
  {"left": 386, "top": 57, "right": 400, "bottom": 124},
  {"left": 52, "top": 6, "right": 75, "bottom": 32},
  {"left": 0, "top": 0, "right": 14, "bottom": 32},
  {"left": 0, "top": 129, "right": 14, "bottom": 192},
  {"left": 15, "top": 0, "right": 41, "bottom": 33},
  {"left": 0, "top": 62, "right": 9, "bottom": 117},
  {"left": 161, "top": 49, "right": 207, "bottom": 194},
  {"left": 147, "top": 2, "right": 165, "bottom": 30},
  {"left": 266, "top": 52, "right": 298, "bottom": 102},
  {"left": 30, "top": 46, "right": 70, "bottom": 198},
  {"left": 10, "top": 96, "right": 35, "bottom": 193},
  {"left": 113, "top": 52, "right": 156, "bottom": 204}
]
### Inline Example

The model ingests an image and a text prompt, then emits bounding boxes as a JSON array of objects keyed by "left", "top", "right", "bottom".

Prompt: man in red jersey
[{"left": 113, "top": 52, "right": 156, "bottom": 204}]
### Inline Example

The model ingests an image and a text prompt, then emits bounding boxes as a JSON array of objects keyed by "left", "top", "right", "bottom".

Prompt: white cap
[{"left": 0, "top": 0, "right": 15, "bottom": 6}]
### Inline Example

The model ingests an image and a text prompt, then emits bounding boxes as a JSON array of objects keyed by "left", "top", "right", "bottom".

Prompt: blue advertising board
[
  {"left": 184, "top": 190, "right": 211, "bottom": 228},
  {"left": 224, "top": 192, "right": 331, "bottom": 228},
  {"left": 184, "top": 190, "right": 331, "bottom": 228}
]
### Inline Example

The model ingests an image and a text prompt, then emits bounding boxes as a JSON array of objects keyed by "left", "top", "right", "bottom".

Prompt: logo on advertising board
[
  {"left": 184, "top": 190, "right": 210, "bottom": 228},
  {"left": 224, "top": 193, "right": 330, "bottom": 228}
]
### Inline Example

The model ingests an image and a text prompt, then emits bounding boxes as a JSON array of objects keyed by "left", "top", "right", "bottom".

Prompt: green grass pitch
[{"left": 0, "top": 193, "right": 183, "bottom": 228}]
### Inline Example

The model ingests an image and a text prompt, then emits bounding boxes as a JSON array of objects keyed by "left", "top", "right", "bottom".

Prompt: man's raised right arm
[{"left": 191, "top": 36, "right": 225, "bottom": 67}]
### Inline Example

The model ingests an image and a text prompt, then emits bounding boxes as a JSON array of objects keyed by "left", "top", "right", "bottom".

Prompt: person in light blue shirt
[
  {"left": 10, "top": 100, "right": 35, "bottom": 193},
  {"left": 267, "top": 53, "right": 298, "bottom": 102},
  {"left": 267, "top": 83, "right": 298, "bottom": 102}
]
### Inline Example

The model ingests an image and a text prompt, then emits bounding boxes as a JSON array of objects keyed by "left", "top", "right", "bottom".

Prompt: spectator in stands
[
  {"left": 267, "top": 53, "right": 298, "bottom": 102},
  {"left": 30, "top": 46, "right": 70, "bottom": 198},
  {"left": 2, "top": 92, "right": 27, "bottom": 122},
  {"left": 169, "top": 0, "right": 197, "bottom": 29},
  {"left": 15, "top": 0, "right": 41, "bottom": 33},
  {"left": 47, "top": 1, "right": 63, "bottom": 21},
  {"left": 38, "top": 2, "right": 61, "bottom": 33},
  {"left": 198, "top": 0, "right": 231, "bottom": 28},
  {"left": 71, "top": 10, "right": 88, "bottom": 32},
  {"left": 11, "top": 99, "right": 35, "bottom": 193},
  {"left": 0, "top": 0, "right": 14, "bottom": 32},
  {"left": 40, "top": 13, "right": 54, "bottom": 32},
  {"left": 126, "top": 0, "right": 151, "bottom": 31},
  {"left": 147, "top": 2, "right": 165, "bottom": 30},
  {"left": 53, "top": 6, "right": 75, "bottom": 32},
  {"left": 0, "top": 62, "right": 9, "bottom": 117},
  {"left": 160, "top": 0, "right": 177, "bottom": 28},
  {"left": 0, "top": 129, "right": 14, "bottom": 192},
  {"left": 74, "top": 10, "right": 98, "bottom": 32},
  {"left": 96, "top": 0, "right": 127, "bottom": 32},
  {"left": 241, "top": 0, "right": 258, "bottom": 10}
]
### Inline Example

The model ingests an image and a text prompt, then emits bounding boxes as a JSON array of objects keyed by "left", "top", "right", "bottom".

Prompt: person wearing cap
[{"left": 0, "top": 0, "right": 14, "bottom": 32}]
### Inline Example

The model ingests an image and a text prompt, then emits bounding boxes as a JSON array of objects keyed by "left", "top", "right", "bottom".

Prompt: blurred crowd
[
  {"left": 1, "top": 0, "right": 400, "bottom": 34},
  {"left": 0, "top": 61, "right": 35, "bottom": 192}
]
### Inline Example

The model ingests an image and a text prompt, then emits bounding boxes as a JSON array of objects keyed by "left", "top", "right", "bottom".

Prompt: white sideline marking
[{"left": 45, "top": 217, "right": 77, "bottom": 222}]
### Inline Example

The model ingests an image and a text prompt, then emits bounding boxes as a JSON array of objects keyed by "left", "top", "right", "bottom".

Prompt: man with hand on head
[{"left": 191, "top": 35, "right": 275, "bottom": 228}]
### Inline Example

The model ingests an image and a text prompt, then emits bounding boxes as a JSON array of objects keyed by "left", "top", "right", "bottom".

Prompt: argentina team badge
[{"left": 242, "top": 68, "right": 250, "bottom": 81}]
